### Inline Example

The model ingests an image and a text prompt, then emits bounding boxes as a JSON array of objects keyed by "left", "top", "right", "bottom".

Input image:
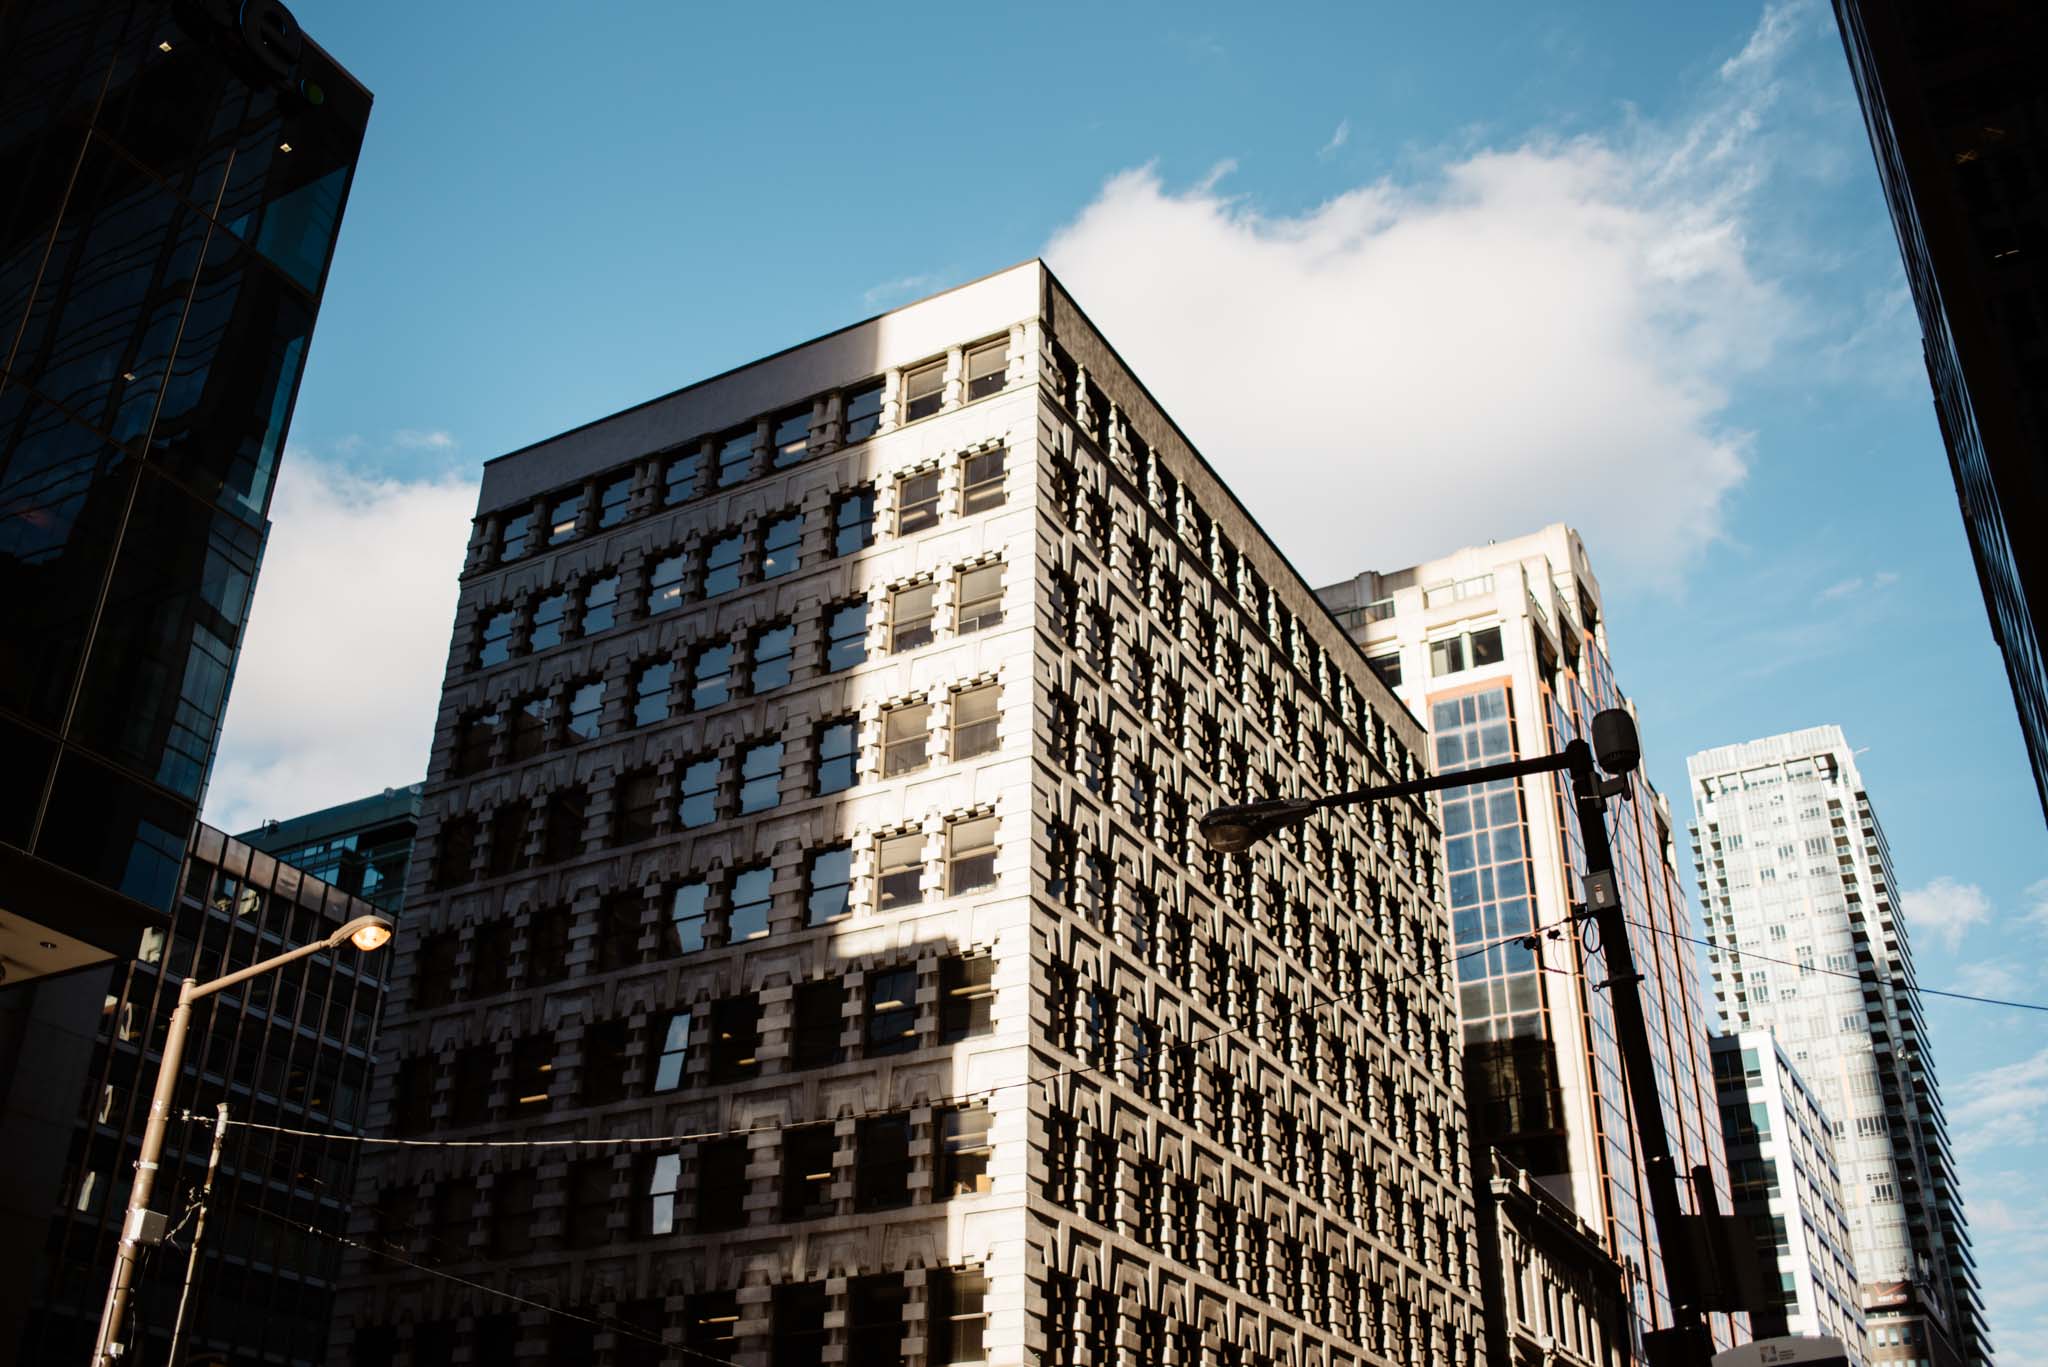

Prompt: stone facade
[{"left": 327, "top": 263, "right": 1482, "bottom": 1366}]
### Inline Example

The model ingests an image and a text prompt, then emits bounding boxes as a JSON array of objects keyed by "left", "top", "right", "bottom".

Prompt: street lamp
[
  {"left": 90, "top": 912, "right": 395, "bottom": 1366},
  {"left": 1199, "top": 708, "right": 1717, "bottom": 1367}
]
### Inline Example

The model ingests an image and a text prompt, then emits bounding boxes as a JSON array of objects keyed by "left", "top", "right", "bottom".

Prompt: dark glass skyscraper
[
  {"left": 1833, "top": 0, "right": 2048, "bottom": 829},
  {"left": 0, "top": 0, "right": 371, "bottom": 984},
  {"left": 9, "top": 821, "right": 389, "bottom": 1366},
  {"left": 242, "top": 784, "right": 425, "bottom": 918}
]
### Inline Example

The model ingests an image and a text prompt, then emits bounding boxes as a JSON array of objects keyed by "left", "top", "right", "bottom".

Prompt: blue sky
[{"left": 209, "top": 1, "right": 2048, "bottom": 1355}]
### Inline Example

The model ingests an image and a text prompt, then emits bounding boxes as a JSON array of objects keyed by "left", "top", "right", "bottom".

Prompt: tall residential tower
[
  {"left": 1688, "top": 728, "right": 1986, "bottom": 1365},
  {"left": 1319, "top": 525, "right": 1737, "bottom": 1355},
  {"left": 329, "top": 263, "right": 1484, "bottom": 1367}
]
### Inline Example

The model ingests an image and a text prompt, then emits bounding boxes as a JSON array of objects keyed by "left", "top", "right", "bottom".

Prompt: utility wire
[
  {"left": 246, "top": 1205, "right": 742, "bottom": 1367},
  {"left": 1633, "top": 917, "right": 2048, "bottom": 1014},
  {"left": 220, "top": 928, "right": 1523, "bottom": 1155}
]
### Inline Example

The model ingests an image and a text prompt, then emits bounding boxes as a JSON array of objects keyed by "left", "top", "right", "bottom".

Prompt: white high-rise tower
[{"left": 1688, "top": 728, "right": 1986, "bottom": 1365}]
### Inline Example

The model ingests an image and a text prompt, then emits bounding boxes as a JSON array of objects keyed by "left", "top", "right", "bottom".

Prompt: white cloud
[
  {"left": 203, "top": 454, "right": 478, "bottom": 835},
  {"left": 1900, "top": 875, "right": 1992, "bottom": 953},
  {"left": 863, "top": 273, "right": 939, "bottom": 307},
  {"left": 1954, "top": 1048, "right": 2048, "bottom": 1154},
  {"left": 2023, "top": 876, "right": 2048, "bottom": 933},
  {"left": 1954, "top": 960, "right": 2026, "bottom": 1000},
  {"left": 393, "top": 428, "right": 458, "bottom": 451},
  {"left": 1719, "top": 0, "right": 1809, "bottom": 81},
  {"left": 1041, "top": 9, "right": 1807, "bottom": 589},
  {"left": 1817, "top": 576, "right": 1864, "bottom": 602},
  {"left": 1320, "top": 119, "right": 1351, "bottom": 159}
]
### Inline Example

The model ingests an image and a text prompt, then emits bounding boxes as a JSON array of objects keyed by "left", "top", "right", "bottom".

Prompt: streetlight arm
[{"left": 1199, "top": 749, "right": 1574, "bottom": 852}]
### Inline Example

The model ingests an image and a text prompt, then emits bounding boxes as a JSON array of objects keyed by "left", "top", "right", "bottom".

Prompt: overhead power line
[
  {"left": 248, "top": 1205, "right": 742, "bottom": 1367},
  {"left": 222, "top": 927, "right": 1524, "bottom": 1156},
  {"left": 1633, "top": 918, "right": 2048, "bottom": 1014}
]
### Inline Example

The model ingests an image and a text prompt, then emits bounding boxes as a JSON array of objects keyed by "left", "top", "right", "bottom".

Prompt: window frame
[
  {"left": 951, "top": 682, "right": 1000, "bottom": 759},
  {"left": 826, "top": 599, "right": 869, "bottom": 670},
  {"left": 727, "top": 865, "right": 773, "bottom": 943},
  {"left": 864, "top": 967, "right": 918, "bottom": 1057},
  {"left": 882, "top": 701, "right": 932, "bottom": 777},
  {"left": 959, "top": 446, "right": 1005, "bottom": 515},
  {"left": 955, "top": 564, "right": 1003, "bottom": 635},
  {"left": 964, "top": 338, "right": 1007, "bottom": 401},
  {"left": 896, "top": 466, "right": 942, "bottom": 534},
  {"left": 806, "top": 844, "right": 853, "bottom": 926},
  {"left": 814, "top": 718, "right": 857, "bottom": 795},
  {"left": 760, "top": 512, "right": 802, "bottom": 580},
  {"left": 833, "top": 487, "right": 875, "bottom": 556},
  {"left": 947, "top": 815, "right": 998, "bottom": 896},
  {"left": 677, "top": 756, "right": 721, "bottom": 830},
  {"left": 877, "top": 832, "right": 925, "bottom": 910},
  {"left": 737, "top": 739, "right": 784, "bottom": 815},
  {"left": 902, "top": 358, "right": 945, "bottom": 422},
  {"left": 889, "top": 582, "right": 937, "bottom": 652}
]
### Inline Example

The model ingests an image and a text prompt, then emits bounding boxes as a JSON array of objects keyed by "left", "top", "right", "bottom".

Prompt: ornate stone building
[{"left": 326, "top": 261, "right": 1483, "bottom": 1366}]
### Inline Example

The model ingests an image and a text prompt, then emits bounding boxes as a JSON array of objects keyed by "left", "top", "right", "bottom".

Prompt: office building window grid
[{"left": 345, "top": 275, "right": 1477, "bottom": 1366}]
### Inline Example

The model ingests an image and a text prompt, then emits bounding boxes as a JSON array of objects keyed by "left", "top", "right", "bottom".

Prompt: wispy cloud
[
  {"left": 393, "top": 428, "right": 458, "bottom": 451},
  {"left": 1319, "top": 119, "right": 1351, "bottom": 159},
  {"left": 1719, "top": 0, "right": 1809, "bottom": 81},
  {"left": 1815, "top": 568, "right": 1899, "bottom": 603},
  {"left": 1901, "top": 875, "right": 1993, "bottom": 953},
  {"left": 1044, "top": 3, "right": 1806, "bottom": 588},
  {"left": 862, "top": 273, "right": 939, "bottom": 307},
  {"left": 1954, "top": 1048, "right": 2048, "bottom": 1154}
]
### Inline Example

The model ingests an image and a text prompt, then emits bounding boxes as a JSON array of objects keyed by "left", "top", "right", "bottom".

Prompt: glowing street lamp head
[{"left": 335, "top": 914, "right": 394, "bottom": 953}]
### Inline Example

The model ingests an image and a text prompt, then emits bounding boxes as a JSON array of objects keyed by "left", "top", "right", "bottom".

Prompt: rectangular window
[
  {"left": 890, "top": 583, "right": 936, "bottom": 651},
  {"left": 691, "top": 642, "right": 734, "bottom": 710},
  {"left": 781, "top": 1125, "right": 836, "bottom": 1221},
  {"left": 959, "top": 447, "right": 1005, "bottom": 514},
  {"left": 931, "top": 1268, "right": 991, "bottom": 1364},
  {"left": 1368, "top": 653, "right": 1402, "bottom": 688},
  {"left": 1429, "top": 635, "right": 1467, "bottom": 677},
  {"left": 633, "top": 661, "right": 673, "bottom": 727},
  {"left": 827, "top": 599, "right": 869, "bottom": 670},
  {"left": 1469, "top": 624, "right": 1505, "bottom": 667},
  {"left": 567, "top": 1157, "right": 613, "bottom": 1248},
  {"left": 648, "top": 553, "right": 685, "bottom": 614},
  {"left": 598, "top": 475, "right": 631, "bottom": 528},
  {"left": 663, "top": 449, "right": 700, "bottom": 506},
  {"left": 728, "top": 865, "right": 772, "bottom": 943},
  {"left": 566, "top": 680, "right": 604, "bottom": 741},
  {"left": 456, "top": 710, "right": 500, "bottom": 775},
  {"left": 897, "top": 467, "right": 942, "bottom": 533},
  {"left": 678, "top": 757, "right": 721, "bottom": 829},
  {"left": 815, "top": 719, "right": 857, "bottom": 795},
  {"left": 478, "top": 610, "right": 514, "bottom": 667},
  {"left": 965, "top": 338, "right": 1007, "bottom": 401},
  {"left": 878, "top": 832, "right": 925, "bottom": 909},
  {"left": 696, "top": 1141, "right": 747, "bottom": 1231},
  {"left": 951, "top": 683, "right": 999, "bottom": 759},
  {"left": 738, "top": 740, "right": 784, "bottom": 814},
  {"left": 616, "top": 769, "right": 659, "bottom": 843},
  {"left": 716, "top": 428, "right": 755, "bottom": 487},
  {"left": 772, "top": 407, "right": 811, "bottom": 467},
  {"left": 651, "top": 1012, "right": 692, "bottom": 1098},
  {"left": 703, "top": 533, "right": 744, "bottom": 596},
  {"left": 544, "top": 788, "right": 586, "bottom": 862},
  {"left": 865, "top": 967, "right": 917, "bottom": 1057},
  {"left": 807, "top": 844, "right": 852, "bottom": 925},
  {"left": 761, "top": 513, "right": 802, "bottom": 579},
  {"left": 645, "top": 1152, "right": 681, "bottom": 1235},
  {"left": 548, "top": 493, "right": 583, "bottom": 546},
  {"left": 938, "top": 1109, "right": 993, "bottom": 1199},
  {"left": 530, "top": 592, "right": 568, "bottom": 649},
  {"left": 708, "top": 997, "right": 761, "bottom": 1083},
  {"left": 903, "top": 359, "right": 945, "bottom": 421},
  {"left": 668, "top": 880, "right": 709, "bottom": 954},
  {"left": 752, "top": 622, "right": 795, "bottom": 692},
  {"left": 581, "top": 574, "right": 618, "bottom": 633},
  {"left": 512, "top": 1033, "right": 554, "bottom": 1108},
  {"left": 792, "top": 979, "right": 845, "bottom": 1067},
  {"left": 843, "top": 380, "right": 884, "bottom": 443},
  {"left": 500, "top": 508, "right": 532, "bottom": 562},
  {"left": 940, "top": 954, "right": 995, "bottom": 1042},
  {"left": 855, "top": 1115, "right": 912, "bottom": 1209},
  {"left": 955, "top": 565, "right": 1003, "bottom": 634},
  {"left": 509, "top": 697, "right": 551, "bottom": 761},
  {"left": 834, "top": 488, "right": 875, "bottom": 556},
  {"left": 947, "top": 816, "right": 998, "bottom": 895},
  {"left": 773, "top": 1283, "right": 829, "bottom": 1367},
  {"left": 883, "top": 702, "right": 931, "bottom": 777}
]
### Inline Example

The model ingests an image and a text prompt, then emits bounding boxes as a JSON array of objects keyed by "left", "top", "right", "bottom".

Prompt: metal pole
[
  {"left": 1562, "top": 738, "right": 1711, "bottom": 1367},
  {"left": 164, "top": 1102, "right": 229, "bottom": 1367},
  {"left": 92, "top": 980, "right": 196, "bottom": 1366}
]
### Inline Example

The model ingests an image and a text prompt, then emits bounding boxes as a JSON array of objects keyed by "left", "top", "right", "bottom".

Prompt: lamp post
[
  {"left": 1198, "top": 708, "right": 1715, "bottom": 1367},
  {"left": 90, "top": 913, "right": 394, "bottom": 1366}
]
